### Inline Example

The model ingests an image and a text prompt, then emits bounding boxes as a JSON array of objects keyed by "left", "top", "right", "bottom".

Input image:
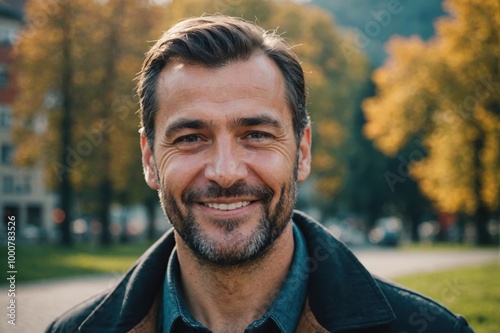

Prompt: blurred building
[{"left": 0, "top": 0, "right": 54, "bottom": 241}]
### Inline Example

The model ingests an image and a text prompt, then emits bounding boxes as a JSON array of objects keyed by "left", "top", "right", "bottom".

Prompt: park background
[{"left": 0, "top": 0, "right": 499, "bottom": 332}]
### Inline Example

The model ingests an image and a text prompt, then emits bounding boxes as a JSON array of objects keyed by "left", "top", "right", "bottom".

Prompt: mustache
[{"left": 182, "top": 182, "right": 274, "bottom": 203}]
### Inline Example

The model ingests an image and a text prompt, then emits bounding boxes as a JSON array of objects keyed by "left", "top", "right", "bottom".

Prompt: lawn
[
  {"left": 395, "top": 263, "right": 500, "bottom": 333},
  {"left": 1, "top": 241, "right": 154, "bottom": 284}
]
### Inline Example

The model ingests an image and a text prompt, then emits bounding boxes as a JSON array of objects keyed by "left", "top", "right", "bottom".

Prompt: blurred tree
[
  {"left": 363, "top": 0, "right": 500, "bottom": 245},
  {"left": 340, "top": 79, "right": 432, "bottom": 238},
  {"left": 13, "top": 0, "right": 83, "bottom": 246},
  {"left": 14, "top": 0, "right": 161, "bottom": 245}
]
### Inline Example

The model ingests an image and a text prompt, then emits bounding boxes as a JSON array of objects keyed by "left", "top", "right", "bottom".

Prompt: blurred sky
[{"left": 310, "top": 0, "right": 446, "bottom": 66}]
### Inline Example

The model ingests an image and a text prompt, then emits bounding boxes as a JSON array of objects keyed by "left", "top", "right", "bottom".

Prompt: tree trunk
[
  {"left": 472, "top": 135, "right": 492, "bottom": 245},
  {"left": 99, "top": 176, "right": 113, "bottom": 246},
  {"left": 98, "top": 0, "right": 125, "bottom": 246},
  {"left": 475, "top": 204, "right": 491, "bottom": 245},
  {"left": 456, "top": 214, "right": 467, "bottom": 243},
  {"left": 410, "top": 213, "right": 421, "bottom": 243},
  {"left": 119, "top": 206, "right": 129, "bottom": 243},
  {"left": 366, "top": 198, "right": 380, "bottom": 230},
  {"left": 59, "top": 2, "right": 74, "bottom": 247}
]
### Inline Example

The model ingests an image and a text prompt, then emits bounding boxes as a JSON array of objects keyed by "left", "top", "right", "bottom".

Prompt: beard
[{"left": 156, "top": 164, "right": 299, "bottom": 267}]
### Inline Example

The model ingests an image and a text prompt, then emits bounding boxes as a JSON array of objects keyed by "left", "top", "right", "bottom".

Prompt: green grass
[
  {"left": 1, "top": 241, "right": 154, "bottom": 284},
  {"left": 395, "top": 263, "right": 500, "bottom": 333}
]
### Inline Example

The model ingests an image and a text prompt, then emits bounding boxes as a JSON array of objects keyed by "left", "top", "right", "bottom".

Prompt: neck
[{"left": 174, "top": 222, "right": 294, "bottom": 333}]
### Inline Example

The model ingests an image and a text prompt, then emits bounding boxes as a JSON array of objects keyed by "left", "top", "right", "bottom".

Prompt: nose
[{"left": 205, "top": 138, "right": 247, "bottom": 188}]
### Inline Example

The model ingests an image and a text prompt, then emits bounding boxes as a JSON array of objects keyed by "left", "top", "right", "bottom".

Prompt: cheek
[
  {"left": 246, "top": 149, "right": 296, "bottom": 187},
  {"left": 156, "top": 154, "right": 204, "bottom": 193}
]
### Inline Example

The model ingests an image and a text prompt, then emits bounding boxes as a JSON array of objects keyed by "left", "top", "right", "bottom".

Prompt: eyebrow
[
  {"left": 230, "top": 115, "right": 285, "bottom": 131},
  {"left": 164, "top": 118, "right": 213, "bottom": 139},
  {"left": 163, "top": 114, "right": 285, "bottom": 139}
]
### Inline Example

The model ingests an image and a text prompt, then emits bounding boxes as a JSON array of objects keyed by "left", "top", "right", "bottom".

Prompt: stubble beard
[{"left": 156, "top": 166, "right": 298, "bottom": 267}]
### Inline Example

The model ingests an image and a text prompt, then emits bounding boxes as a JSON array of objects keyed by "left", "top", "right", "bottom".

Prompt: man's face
[{"left": 141, "top": 54, "right": 311, "bottom": 266}]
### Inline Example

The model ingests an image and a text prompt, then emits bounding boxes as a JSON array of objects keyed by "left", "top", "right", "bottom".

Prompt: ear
[
  {"left": 297, "top": 126, "right": 312, "bottom": 182},
  {"left": 140, "top": 134, "right": 159, "bottom": 190}
]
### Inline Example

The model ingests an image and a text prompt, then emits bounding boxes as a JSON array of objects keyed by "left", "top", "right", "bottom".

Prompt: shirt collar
[
  {"left": 247, "top": 222, "right": 309, "bottom": 332},
  {"left": 162, "top": 249, "right": 208, "bottom": 331},
  {"left": 161, "top": 222, "right": 309, "bottom": 333}
]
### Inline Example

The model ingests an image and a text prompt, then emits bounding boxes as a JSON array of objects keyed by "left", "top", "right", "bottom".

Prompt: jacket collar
[
  {"left": 292, "top": 210, "right": 395, "bottom": 331},
  {"left": 78, "top": 211, "right": 395, "bottom": 332},
  {"left": 79, "top": 228, "right": 176, "bottom": 332}
]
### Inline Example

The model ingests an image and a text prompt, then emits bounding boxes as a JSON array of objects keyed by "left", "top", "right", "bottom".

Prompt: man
[{"left": 47, "top": 15, "right": 474, "bottom": 333}]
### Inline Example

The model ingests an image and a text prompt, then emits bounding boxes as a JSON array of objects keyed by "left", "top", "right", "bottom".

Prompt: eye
[
  {"left": 175, "top": 134, "right": 200, "bottom": 143},
  {"left": 171, "top": 134, "right": 208, "bottom": 151},
  {"left": 247, "top": 131, "right": 271, "bottom": 140}
]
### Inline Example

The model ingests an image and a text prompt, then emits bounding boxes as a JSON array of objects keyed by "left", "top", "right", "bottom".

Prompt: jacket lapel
[
  {"left": 293, "top": 211, "right": 396, "bottom": 332},
  {"left": 78, "top": 229, "right": 176, "bottom": 332}
]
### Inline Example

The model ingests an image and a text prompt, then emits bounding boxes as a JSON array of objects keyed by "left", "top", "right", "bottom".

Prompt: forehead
[{"left": 155, "top": 54, "right": 289, "bottom": 124}]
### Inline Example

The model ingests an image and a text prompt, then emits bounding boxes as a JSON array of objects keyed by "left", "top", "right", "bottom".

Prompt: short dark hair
[{"left": 137, "top": 15, "right": 308, "bottom": 149}]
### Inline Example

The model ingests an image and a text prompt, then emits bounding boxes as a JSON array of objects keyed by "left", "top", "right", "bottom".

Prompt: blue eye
[
  {"left": 176, "top": 135, "right": 200, "bottom": 143},
  {"left": 248, "top": 132, "right": 270, "bottom": 139}
]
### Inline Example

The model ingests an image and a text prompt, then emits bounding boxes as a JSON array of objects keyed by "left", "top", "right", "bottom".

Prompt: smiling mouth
[{"left": 204, "top": 201, "right": 251, "bottom": 211}]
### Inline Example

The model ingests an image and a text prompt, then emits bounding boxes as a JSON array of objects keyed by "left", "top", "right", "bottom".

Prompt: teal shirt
[{"left": 160, "top": 222, "right": 309, "bottom": 333}]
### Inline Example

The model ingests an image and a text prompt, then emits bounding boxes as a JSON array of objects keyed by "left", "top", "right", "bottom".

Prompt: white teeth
[{"left": 205, "top": 201, "right": 251, "bottom": 211}]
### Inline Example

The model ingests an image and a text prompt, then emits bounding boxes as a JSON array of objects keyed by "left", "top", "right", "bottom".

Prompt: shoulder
[
  {"left": 374, "top": 277, "right": 474, "bottom": 333},
  {"left": 45, "top": 230, "right": 176, "bottom": 332},
  {"left": 45, "top": 290, "right": 108, "bottom": 333}
]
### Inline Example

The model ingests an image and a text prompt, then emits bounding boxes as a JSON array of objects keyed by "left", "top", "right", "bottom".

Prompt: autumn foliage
[{"left": 363, "top": 0, "right": 500, "bottom": 243}]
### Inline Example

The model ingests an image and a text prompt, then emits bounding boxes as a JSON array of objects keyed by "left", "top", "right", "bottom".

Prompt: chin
[{"left": 184, "top": 219, "right": 281, "bottom": 267}]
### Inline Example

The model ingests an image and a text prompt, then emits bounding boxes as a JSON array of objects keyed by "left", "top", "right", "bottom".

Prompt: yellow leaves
[
  {"left": 363, "top": 36, "right": 438, "bottom": 155},
  {"left": 312, "top": 150, "right": 335, "bottom": 171},
  {"left": 12, "top": 133, "right": 44, "bottom": 166},
  {"left": 364, "top": 0, "right": 500, "bottom": 215},
  {"left": 474, "top": 106, "right": 500, "bottom": 132},
  {"left": 302, "top": 62, "right": 327, "bottom": 88},
  {"left": 362, "top": 87, "right": 418, "bottom": 156},
  {"left": 11, "top": 0, "right": 162, "bottom": 205},
  {"left": 411, "top": 132, "right": 477, "bottom": 214},
  {"left": 478, "top": 120, "right": 500, "bottom": 210},
  {"left": 316, "top": 121, "right": 344, "bottom": 142},
  {"left": 315, "top": 176, "right": 342, "bottom": 198},
  {"left": 482, "top": 170, "right": 500, "bottom": 210}
]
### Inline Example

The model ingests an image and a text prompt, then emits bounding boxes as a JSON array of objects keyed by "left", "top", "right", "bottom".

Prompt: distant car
[{"left": 369, "top": 217, "right": 402, "bottom": 246}]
